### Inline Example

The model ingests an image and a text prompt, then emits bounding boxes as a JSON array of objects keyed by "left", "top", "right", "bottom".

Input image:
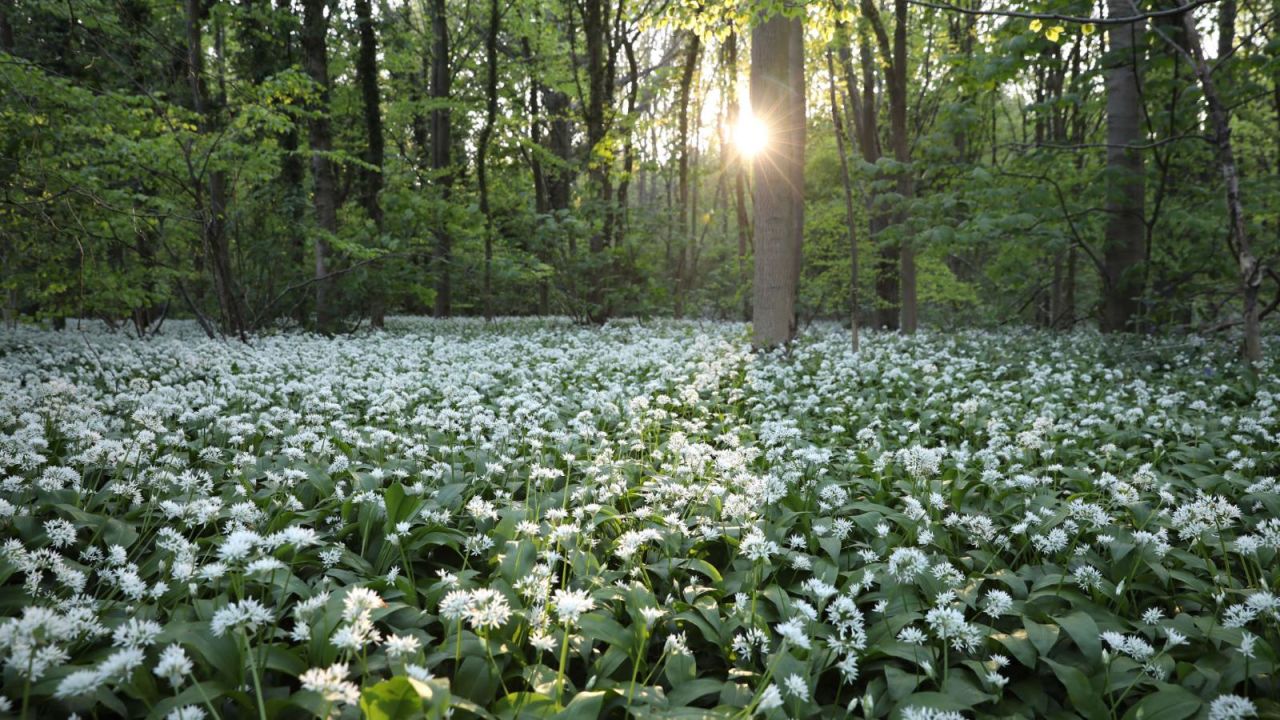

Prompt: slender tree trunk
[
  {"left": 354, "top": 0, "right": 385, "bottom": 326},
  {"left": 853, "top": 18, "right": 894, "bottom": 330},
  {"left": 301, "top": 0, "right": 338, "bottom": 332},
  {"left": 477, "top": 0, "right": 499, "bottom": 320},
  {"left": 726, "top": 31, "right": 752, "bottom": 322},
  {"left": 891, "top": 0, "right": 916, "bottom": 333},
  {"left": 862, "top": 0, "right": 913, "bottom": 331},
  {"left": 1101, "top": 0, "right": 1146, "bottom": 333},
  {"left": 750, "top": 13, "right": 805, "bottom": 348},
  {"left": 614, "top": 32, "right": 640, "bottom": 249},
  {"left": 827, "top": 48, "right": 860, "bottom": 353},
  {"left": 429, "top": 0, "right": 453, "bottom": 317},
  {"left": 1178, "top": 12, "right": 1262, "bottom": 362},
  {"left": 354, "top": 0, "right": 384, "bottom": 226},
  {"left": 582, "top": 0, "right": 614, "bottom": 318},
  {"left": 674, "top": 32, "right": 700, "bottom": 318},
  {"left": 186, "top": 0, "right": 245, "bottom": 340}
]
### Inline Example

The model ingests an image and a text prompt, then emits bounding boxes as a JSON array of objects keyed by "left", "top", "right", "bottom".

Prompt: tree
[
  {"left": 1101, "top": 0, "right": 1146, "bottom": 333},
  {"left": 429, "top": 0, "right": 453, "bottom": 317},
  {"left": 185, "top": 0, "right": 245, "bottom": 339},
  {"left": 354, "top": 0, "right": 385, "bottom": 326},
  {"left": 301, "top": 0, "right": 339, "bottom": 331},
  {"left": 750, "top": 11, "right": 805, "bottom": 348},
  {"left": 861, "top": 0, "right": 915, "bottom": 333},
  {"left": 477, "top": 0, "right": 500, "bottom": 320},
  {"left": 674, "top": 31, "right": 701, "bottom": 318},
  {"left": 827, "top": 46, "right": 860, "bottom": 352}
]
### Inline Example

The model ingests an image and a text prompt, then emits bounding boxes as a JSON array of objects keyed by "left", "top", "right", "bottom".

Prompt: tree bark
[
  {"left": 1101, "top": 0, "right": 1146, "bottom": 333},
  {"left": 354, "top": 0, "right": 384, "bottom": 229},
  {"left": 354, "top": 0, "right": 384, "bottom": 327},
  {"left": 827, "top": 47, "right": 860, "bottom": 353},
  {"left": 429, "top": 0, "right": 453, "bottom": 317},
  {"left": 852, "top": 15, "right": 894, "bottom": 330},
  {"left": 726, "top": 31, "right": 752, "bottom": 322},
  {"left": 750, "top": 13, "right": 805, "bottom": 348},
  {"left": 477, "top": 0, "right": 499, "bottom": 320},
  {"left": 1178, "top": 11, "right": 1262, "bottom": 362},
  {"left": 301, "top": 0, "right": 338, "bottom": 332},
  {"left": 582, "top": 0, "right": 615, "bottom": 318},
  {"left": 862, "top": 0, "right": 915, "bottom": 332},
  {"left": 674, "top": 32, "right": 701, "bottom": 318}
]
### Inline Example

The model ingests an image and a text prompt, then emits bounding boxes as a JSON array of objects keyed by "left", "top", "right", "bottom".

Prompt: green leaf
[
  {"left": 1055, "top": 611, "right": 1102, "bottom": 664},
  {"left": 1121, "top": 684, "right": 1202, "bottom": 720},
  {"left": 884, "top": 664, "right": 921, "bottom": 701},
  {"left": 578, "top": 613, "right": 634, "bottom": 654},
  {"left": 360, "top": 676, "right": 451, "bottom": 720},
  {"left": 1043, "top": 658, "right": 1109, "bottom": 720},
  {"left": 1023, "top": 618, "right": 1060, "bottom": 657},
  {"left": 554, "top": 690, "right": 609, "bottom": 719}
]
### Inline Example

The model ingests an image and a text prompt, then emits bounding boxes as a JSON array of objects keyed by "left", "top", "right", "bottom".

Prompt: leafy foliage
[{"left": 0, "top": 318, "right": 1276, "bottom": 718}]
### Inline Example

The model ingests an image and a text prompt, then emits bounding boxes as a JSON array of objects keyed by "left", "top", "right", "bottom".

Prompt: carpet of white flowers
[{"left": 0, "top": 318, "right": 1277, "bottom": 720}]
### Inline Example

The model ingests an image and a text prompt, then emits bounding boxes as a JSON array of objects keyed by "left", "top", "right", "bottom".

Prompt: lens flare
[{"left": 733, "top": 112, "right": 768, "bottom": 159}]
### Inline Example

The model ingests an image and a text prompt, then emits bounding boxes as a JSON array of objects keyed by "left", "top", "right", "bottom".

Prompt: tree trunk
[
  {"left": 1217, "top": 0, "right": 1235, "bottom": 60},
  {"left": 301, "top": 0, "right": 338, "bottom": 332},
  {"left": 674, "top": 32, "right": 701, "bottom": 318},
  {"left": 354, "top": 0, "right": 384, "bottom": 228},
  {"left": 614, "top": 31, "right": 640, "bottom": 249},
  {"left": 891, "top": 0, "right": 915, "bottom": 333},
  {"left": 726, "top": 31, "right": 752, "bottom": 322},
  {"left": 852, "top": 17, "right": 894, "bottom": 330},
  {"left": 477, "top": 0, "right": 499, "bottom": 320},
  {"left": 1178, "top": 12, "right": 1262, "bottom": 362},
  {"left": 582, "top": 0, "right": 614, "bottom": 318},
  {"left": 185, "top": 0, "right": 245, "bottom": 340},
  {"left": 827, "top": 48, "right": 860, "bottom": 353},
  {"left": 862, "top": 0, "right": 915, "bottom": 333},
  {"left": 750, "top": 13, "right": 805, "bottom": 348},
  {"left": 354, "top": 0, "right": 384, "bottom": 327},
  {"left": 429, "top": 0, "right": 453, "bottom": 317},
  {"left": 1101, "top": 0, "right": 1146, "bottom": 333}
]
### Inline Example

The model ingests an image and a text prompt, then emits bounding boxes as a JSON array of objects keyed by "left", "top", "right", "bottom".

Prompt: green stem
[
  {"left": 555, "top": 623, "right": 571, "bottom": 706},
  {"left": 243, "top": 631, "right": 268, "bottom": 720}
]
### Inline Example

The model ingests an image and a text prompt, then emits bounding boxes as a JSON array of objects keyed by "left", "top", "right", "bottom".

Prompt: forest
[
  {"left": 1, "top": 0, "right": 1276, "bottom": 351},
  {"left": 1, "top": 1, "right": 1280, "bottom": 720}
]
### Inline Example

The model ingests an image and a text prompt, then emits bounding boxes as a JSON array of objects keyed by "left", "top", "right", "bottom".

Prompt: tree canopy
[{"left": 1, "top": 0, "right": 1277, "bottom": 350}]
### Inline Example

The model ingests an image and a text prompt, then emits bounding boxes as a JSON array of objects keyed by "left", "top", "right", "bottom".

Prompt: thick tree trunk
[
  {"left": 750, "top": 14, "right": 805, "bottom": 348},
  {"left": 185, "top": 0, "right": 245, "bottom": 340},
  {"left": 544, "top": 88, "right": 574, "bottom": 221},
  {"left": 429, "top": 0, "right": 453, "bottom": 317},
  {"left": 827, "top": 48, "right": 860, "bottom": 353},
  {"left": 1101, "top": 0, "right": 1146, "bottom": 333},
  {"left": 477, "top": 0, "right": 499, "bottom": 320},
  {"left": 301, "top": 0, "right": 338, "bottom": 332}
]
